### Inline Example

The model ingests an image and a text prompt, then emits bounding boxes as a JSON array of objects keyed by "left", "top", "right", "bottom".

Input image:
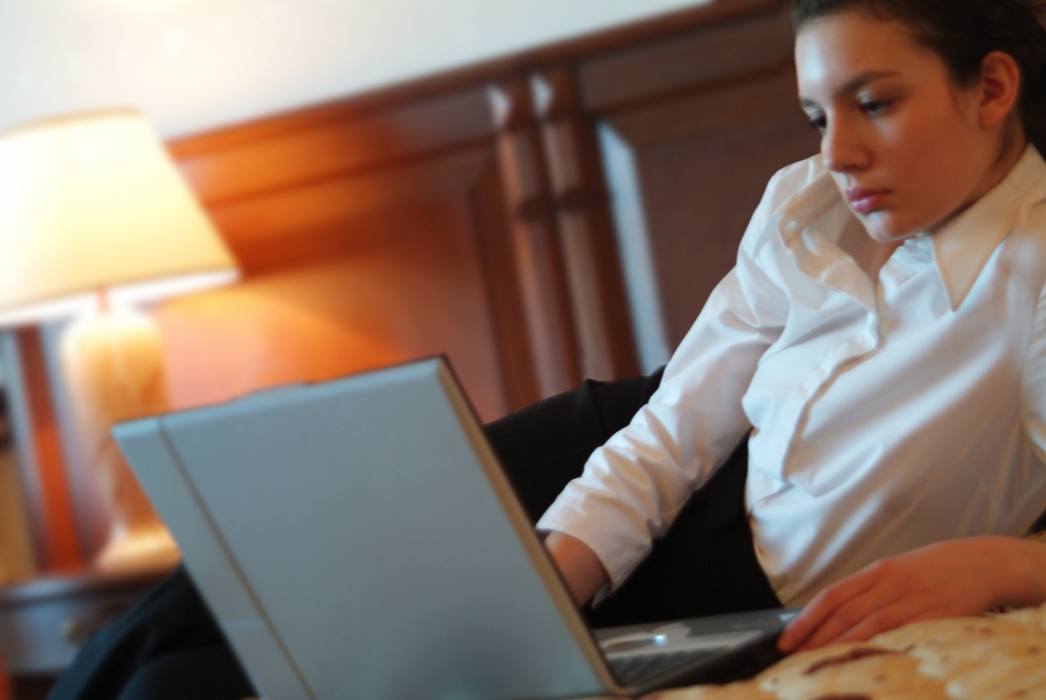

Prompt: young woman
[{"left": 540, "top": 0, "right": 1046, "bottom": 654}]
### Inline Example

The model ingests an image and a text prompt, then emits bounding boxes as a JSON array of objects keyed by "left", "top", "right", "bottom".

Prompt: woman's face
[{"left": 796, "top": 10, "right": 1007, "bottom": 242}]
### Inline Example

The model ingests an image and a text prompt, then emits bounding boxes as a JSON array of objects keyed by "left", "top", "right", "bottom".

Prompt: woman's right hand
[
  {"left": 777, "top": 535, "right": 1046, "bottom": 652},
  {"left": 544, "top": 530, "right": 610, "bottom": 606}
]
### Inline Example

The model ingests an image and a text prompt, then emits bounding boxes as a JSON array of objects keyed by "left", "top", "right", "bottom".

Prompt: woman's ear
[{"left": 978, "top": 50, "right": 1022, "bottom": 129}]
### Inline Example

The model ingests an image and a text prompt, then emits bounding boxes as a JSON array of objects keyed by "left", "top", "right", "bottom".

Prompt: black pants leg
[
  {"left": 47, "top": 569, "right": 255, "bottom": 700},
  {"left": 49, "top": 368, "right": 778, "bottom": 700}
]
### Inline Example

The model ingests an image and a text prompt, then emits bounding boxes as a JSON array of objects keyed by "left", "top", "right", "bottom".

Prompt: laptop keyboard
[{"left": 608, "top": 648, "right": 716, "bottom": 686}]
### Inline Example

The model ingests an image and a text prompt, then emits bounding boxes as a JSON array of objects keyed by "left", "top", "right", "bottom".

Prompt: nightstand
[{"left": 0, "top": 563, "right": 172, "bottom": 698}]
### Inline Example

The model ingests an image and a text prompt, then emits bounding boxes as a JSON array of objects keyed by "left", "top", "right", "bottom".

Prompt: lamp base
[
  {"left": 93, "top": 525, "right": 179, "bottom": 573},
  {"left": 61, "top": 306, "right": 180, "bottom": 572}
]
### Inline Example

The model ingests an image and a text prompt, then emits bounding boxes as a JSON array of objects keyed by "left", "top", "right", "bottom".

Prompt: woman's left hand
[{"left": 777, "top": 535, "right": 1046, "bottom": 653}]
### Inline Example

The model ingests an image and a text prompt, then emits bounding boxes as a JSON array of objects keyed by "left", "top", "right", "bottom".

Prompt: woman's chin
[{"left": 858, "top": 212, "right": 921, "bottom": 244}]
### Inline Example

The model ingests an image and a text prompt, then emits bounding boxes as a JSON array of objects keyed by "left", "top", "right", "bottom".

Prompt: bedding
[{"left": 646, "top": 602, "right": 1046, "bottom": 700}]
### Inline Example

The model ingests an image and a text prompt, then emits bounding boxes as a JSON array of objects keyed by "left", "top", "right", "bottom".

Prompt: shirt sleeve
[
  {"left": 1022, "top": 282, "right": 1046, "bottom": 465},
  {"left": 536, "top": 161, "right": 811, "bottom": 588}
]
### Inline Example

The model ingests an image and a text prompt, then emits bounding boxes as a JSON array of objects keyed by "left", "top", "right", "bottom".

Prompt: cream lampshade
[{"left": 0, "top": 109, "right": 239, "bottom": 571}]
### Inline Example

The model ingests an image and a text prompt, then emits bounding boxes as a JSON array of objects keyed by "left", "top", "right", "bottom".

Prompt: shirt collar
[
  {"left": 778, "top": 146, "right": 1046, "bottom": 312},
  {"left": 776, "top": 168, "right": 879, "bottom": 311},
  {"left": 933, "top": 145, "right": 1046, "bottom": 310}
]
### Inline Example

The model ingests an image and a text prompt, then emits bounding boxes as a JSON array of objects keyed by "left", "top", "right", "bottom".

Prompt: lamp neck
[{"left": 96, "top": 288, "right": 111, "bottom": 314}]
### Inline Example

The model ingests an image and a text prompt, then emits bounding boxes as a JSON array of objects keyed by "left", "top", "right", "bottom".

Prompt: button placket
[{"left": 766, "top": 309, "right": 881, "bottom": 483}]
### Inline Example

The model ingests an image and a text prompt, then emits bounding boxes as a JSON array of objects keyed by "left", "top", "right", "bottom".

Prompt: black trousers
[{"left": 48, "top": 369, "right": 779, "bottom": 700}]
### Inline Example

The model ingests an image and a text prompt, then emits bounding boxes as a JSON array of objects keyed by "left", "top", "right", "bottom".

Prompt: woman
[{"left": 540, "top": 0, "right": 1046, "bottom": 655}]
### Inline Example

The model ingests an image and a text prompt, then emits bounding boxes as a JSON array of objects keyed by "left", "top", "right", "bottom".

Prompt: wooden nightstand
[{"left": 0, "top": 564, "right": 172, "bottom": 699}]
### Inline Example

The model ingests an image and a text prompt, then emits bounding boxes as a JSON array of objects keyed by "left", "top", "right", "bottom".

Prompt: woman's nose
[{"left": 821, "top": 118, "right": 869, "bottom": 173}]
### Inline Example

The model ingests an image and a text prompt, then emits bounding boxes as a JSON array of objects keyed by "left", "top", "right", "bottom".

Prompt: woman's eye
[
  {"left": 859, "top": 99, "right": 892, "bottom": 116},
  {"left": 807, "top": 114, "right": 827, "bottom": 133}
]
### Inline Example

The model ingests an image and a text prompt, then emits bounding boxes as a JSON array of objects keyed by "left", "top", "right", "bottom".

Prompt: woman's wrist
[
  {"left": 978, "top": 535, "right": 1046, "bottom": 610},
  {"left": 544, "top": 530, "right": 610, "bottom": 606}
]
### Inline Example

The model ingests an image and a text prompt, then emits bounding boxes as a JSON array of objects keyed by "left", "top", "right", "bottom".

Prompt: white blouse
[{"left": 537, "top": 146, "right": 1046, "bottom": 606}]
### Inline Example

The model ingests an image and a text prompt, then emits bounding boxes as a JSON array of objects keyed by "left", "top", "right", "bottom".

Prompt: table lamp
[{"left": 0, "top": 110, "right": 239, "bottom": 571}]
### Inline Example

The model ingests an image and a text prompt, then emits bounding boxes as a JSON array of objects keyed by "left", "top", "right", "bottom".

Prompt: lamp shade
[{"left": 0, "top": 110, "right": 238, "bottom": 326}]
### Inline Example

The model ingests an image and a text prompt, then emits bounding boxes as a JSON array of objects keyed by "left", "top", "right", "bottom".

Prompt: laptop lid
[{"left": 114, "top": 358, "right": 618, "bottom": 700}]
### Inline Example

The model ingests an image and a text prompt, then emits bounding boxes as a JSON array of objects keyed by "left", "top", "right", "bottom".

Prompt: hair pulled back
[{"left": 793, "top": 0, "right": 1046, "bottom": 155}]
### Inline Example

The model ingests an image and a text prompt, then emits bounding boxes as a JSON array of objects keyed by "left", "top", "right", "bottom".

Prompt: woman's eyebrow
[{"left": 838, "top": 70, "right": 901, "bottom": 95}]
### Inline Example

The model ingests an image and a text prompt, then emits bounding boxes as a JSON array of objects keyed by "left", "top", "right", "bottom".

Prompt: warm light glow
[
  {"left": 0, "top": 109, "right": 239, "bottom": 326},
  {"left": 108, "top": 269, "right": 239, "bottom": 309},
  {"left": 0, "top": 108, "right": 237, "bottom": 571},
  {"left": 0, "top": 271, "right": 240, "bottom": 326},
  {"left": 61, "top": 307, "right": 180, "bottom": 570}
]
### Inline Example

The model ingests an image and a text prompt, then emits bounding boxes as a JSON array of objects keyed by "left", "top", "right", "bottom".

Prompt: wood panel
[
  {"left": 207, "top": 148, "right": 494, "bottom": 275},
  {"left": 468, "top": 157, "right": 543, "bottom": 411},
  {"left": 154, "top": 193, "right": 512, "bottom": 421},
  {"left": 488, "top": 79, "right": 582, "bottom": 395},
  {"left": 596, "top": 70, "right": 820, "bottom": 366},
  {"left": 171, "top": 88, "right": 496, "bottom": 206},
  {"left": 533, "top": 67, "right": 639, "bottom": 382},
  {"left": 165, "top": 83, "right": 544, "bottom": 420},
  {"left": 157, "top": 0, "right": 808, "bottom": 419},
  {"left": 560, "top": 1, "right": 821, "bottom": 370},
  {"left": 578, "top": 2, "right": 795, "bottom": 111}
]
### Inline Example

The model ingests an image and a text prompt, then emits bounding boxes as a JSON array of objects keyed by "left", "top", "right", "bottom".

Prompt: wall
[{"left": 0, "top": 0, "right": 710, "bottom": 139}]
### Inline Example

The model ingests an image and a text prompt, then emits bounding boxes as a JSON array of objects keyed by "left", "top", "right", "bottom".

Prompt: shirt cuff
[{"left": 537, "top": 498, "right": 653, "bottom": 591}]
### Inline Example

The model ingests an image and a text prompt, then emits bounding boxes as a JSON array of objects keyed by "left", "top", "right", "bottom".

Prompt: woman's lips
[{"left": 845, "top": 187, "right": 890, "bottom": 215}]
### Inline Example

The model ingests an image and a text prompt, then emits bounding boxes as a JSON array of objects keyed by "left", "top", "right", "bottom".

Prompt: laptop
[{"left": 112, "top": 357, "right": 794, "bottom": 699}]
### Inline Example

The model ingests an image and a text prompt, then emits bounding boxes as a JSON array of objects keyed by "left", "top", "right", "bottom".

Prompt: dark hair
[{"left": 793, "top": 0, "right": 1046, "bottom": 155}]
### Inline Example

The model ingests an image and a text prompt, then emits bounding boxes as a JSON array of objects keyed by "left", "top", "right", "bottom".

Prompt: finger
[
  {"left": 795, "top": 597, "right": 931, "bottom": 651},
  {"left": 794, "top": 578, "right": 914, "bottom": 652},
  {"left": 778, "top": 571, "right": 879, "bottom": 651},
  {"left": 786, "top": 559, "right": 922, "bottom": 651}
]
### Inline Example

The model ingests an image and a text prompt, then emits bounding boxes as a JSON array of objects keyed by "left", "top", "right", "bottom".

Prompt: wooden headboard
[{"left": 156, "top": 0, "right": 818, "bottom": 424}]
